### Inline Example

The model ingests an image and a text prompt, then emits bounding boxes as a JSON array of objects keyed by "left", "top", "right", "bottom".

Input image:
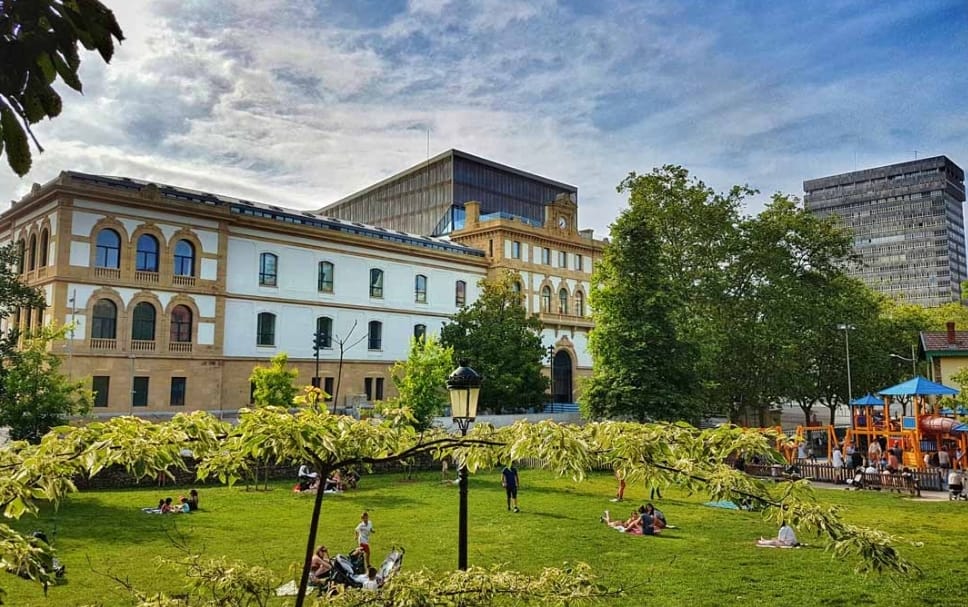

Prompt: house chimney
[{"left": 947, "top": 321, "right": 956, "bottom": 343}]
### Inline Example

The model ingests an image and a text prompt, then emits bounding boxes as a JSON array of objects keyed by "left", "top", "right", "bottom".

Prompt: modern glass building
[
  {"left": 804, "top": 156, "right": 967, "bottom": 306},
  {"left": 320, "top": 149, "right": 577, "bottom": 236}
]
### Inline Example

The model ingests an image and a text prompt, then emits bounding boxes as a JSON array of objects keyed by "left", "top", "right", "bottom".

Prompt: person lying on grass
[
  {"left": 756, "top": 523, "right": 799, "bottom": 548},
  {"left": 601, "top": 509, "right": 642, "bottom": 534}
]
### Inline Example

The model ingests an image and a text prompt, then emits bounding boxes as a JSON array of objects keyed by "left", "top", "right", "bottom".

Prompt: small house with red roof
[{"left": 921, "top": 322, "right": 968, "bottom": 384}]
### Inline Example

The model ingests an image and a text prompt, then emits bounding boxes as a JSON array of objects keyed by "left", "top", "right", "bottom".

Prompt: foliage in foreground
[
  {"left": 0, "top": 409, "right": 921, "bottom": 605},
  {"left": 0, "top": 0, "right": 124, "bottom": 175}
]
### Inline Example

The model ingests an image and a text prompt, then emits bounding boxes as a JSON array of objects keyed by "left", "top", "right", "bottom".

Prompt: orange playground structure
[{"left": 843, "top": 380, "right": 968, "bottom": 470}]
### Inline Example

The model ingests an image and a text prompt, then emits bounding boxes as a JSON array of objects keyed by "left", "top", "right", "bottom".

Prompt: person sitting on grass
[
  {"left": 175, "top": 496, "right": 191, "bottom": 514},
  {"left": 643, "top": 503, "right": 667, "bottom": 530},
  {"left": 601, "top": 509, "right": 642, "bottom": 534},
  {"left": 160, "top": 497, "right": 175, "bottom": 513},
  {"left": 309, "top": 545, "right": 333, "bottom": 585},
  {"left": 638, "top": 505, "right": 660, "bottom": 535},
  {"left": 142, "top": 498, "right": 165, "bottom": 514},
  {"left": 756, "top": 523, "right": 799, "bottom": 547},
  {"left": 186, "top": 489, "right": 199, "bottom": 511}
]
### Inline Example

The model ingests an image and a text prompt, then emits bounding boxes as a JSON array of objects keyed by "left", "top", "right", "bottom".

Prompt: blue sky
[{"left": 2, "top": 0, "right": 966, "bottom": 236}]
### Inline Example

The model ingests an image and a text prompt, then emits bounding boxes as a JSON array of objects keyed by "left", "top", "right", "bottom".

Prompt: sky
[{"left": 2, "top": 0, "right": 966, "bottom": 237}]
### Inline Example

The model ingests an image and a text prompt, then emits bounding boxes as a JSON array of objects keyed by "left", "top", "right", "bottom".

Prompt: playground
[{"left": 7, "top": 469, "right": 968, "bottom": 606}]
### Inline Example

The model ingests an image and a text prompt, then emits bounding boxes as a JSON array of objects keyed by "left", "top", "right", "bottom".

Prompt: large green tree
[
  {"left": 0, "top": 324, "right": 92, "bottom": 442},
  {"left": 0, "top": 0, "right": 124, "bottom": 175},
  {"left": 384, "top": 334, "right": 453, "bottom": 430},
  {"left": 440, "top": 270, "right": 548, "bottom": 414},
  {"left": 248, "top": 352, "right": 298, "bottom": 407}
]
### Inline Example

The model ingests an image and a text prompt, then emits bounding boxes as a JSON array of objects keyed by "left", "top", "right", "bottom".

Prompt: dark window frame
[
  {"left": 369, "top": 268, "right": 384, "bottom": 298},
  {"left": 132, "top": 376, "right": 149, "bottom": 407},
  {"left": 259, "top": 252, "right": 278, "bottom": 286},
  {"left": 170, "top": 377, "right": 187, "bottom": 407},
  {"left": 415, "top": 274, "right": 428, "bottom": 303},
  {"left": 170, "top": 305, "right": 193, "bottom": 342},
  {"left": 174, "top": 240, "right": 195, "bottom": 276},
  {"left": 131, "top": 302, "right": 156, "bottom": 341},
  {"left": 95, "top": 229, "right": 121, "bottom": 269},
  {"left": 92, "top": 299, "right": 118, "bottom": 339},
  {"left": 368, "top": 320, "right": 382, "bottom": 350},
  {"left": 318, "top": 261, "right": 335, "bottom": 293},
  {"left": 136, "top": 234, "right": 160, "bottom": 272},
  {"left": 92, "top": 376, "right": 110, "bottom": 407},
  {"left": 257, "top": 312, "right": 276, "bottom": 346},
  {"left": 455, "top": 280, "right": 467, "bottom": 307}
]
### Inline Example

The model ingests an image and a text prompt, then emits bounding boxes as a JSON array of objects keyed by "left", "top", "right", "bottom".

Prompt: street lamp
[
  {"left": 546, "top": 345, "right": 555, "bottom": 407},
  {"left": 889, "top": 343, "right": 918, "bottom": 377},
  {"left": 837, "top": 324, "right": 854, "bottom": 404},
  {"left": 446, "top": 359, "right": 482, "bottom": 571}
]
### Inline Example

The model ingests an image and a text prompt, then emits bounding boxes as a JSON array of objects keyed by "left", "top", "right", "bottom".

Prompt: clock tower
[{"left": 545, "top": 192, "right": 577, "bottom": 235}]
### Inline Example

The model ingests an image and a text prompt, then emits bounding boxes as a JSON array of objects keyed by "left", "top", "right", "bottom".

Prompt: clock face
[{"left": 558, "top": 216, "right": 567, "bottom": 229}]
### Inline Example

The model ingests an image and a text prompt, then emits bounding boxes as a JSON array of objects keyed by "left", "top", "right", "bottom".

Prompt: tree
[
  {"left": 248, "top": 353, "right": 298, "bottom": 408},
  {"left": 440, "top": 270, "right": 548, "bottom": 413},
  {"left": 0, "top": 0, "right": 124, "bottom": 175},
  {"left": 0, "top": 324, "right": 92, "bottom": 442},
  {"left": 383, "top": 334, "right": 453, "bottom": 430},
  {"left": 0, "top": 412, "right": 918, "bottom": 605},
  {"left": 583, "top": 170, "right": 704, "bottom": 422}
]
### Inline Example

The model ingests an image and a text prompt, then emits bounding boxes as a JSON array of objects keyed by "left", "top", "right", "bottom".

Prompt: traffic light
[{"left": 313, "top": 330, "right": 324, "bottom": 355}]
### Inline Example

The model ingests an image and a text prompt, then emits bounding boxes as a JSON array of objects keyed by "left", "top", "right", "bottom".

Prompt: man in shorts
[
  {"left": 355, "top": 511, "right": 374, "bottom": 568},
  {"left": 502, "top": 463, "right": 520, "bottom": 512}
]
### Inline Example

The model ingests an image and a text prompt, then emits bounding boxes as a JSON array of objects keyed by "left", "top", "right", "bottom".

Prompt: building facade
[
  {"left": 1, "top": 153, "right": 603, "bottom": 417},
  {"left": 1, "top": 172, "right": 488, "bottom": 416},
  {"left": 321, "top": 149, "right": 578, "bottom": 236},
  {"left": 803, "top": 156, "right": 967, "bottom": 306}
]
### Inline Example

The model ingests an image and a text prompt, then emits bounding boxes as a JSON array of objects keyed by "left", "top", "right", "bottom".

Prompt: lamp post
[
  {"left": 889, "top": 343, "right": 918, "bottom": 377},
  {"left": 547, "top": 345, "right": 555, "bottom": 407},
  {"left": 446, "top": 359, "right": 482, "bottom": 571},
  {"left": 837, "top": 324, "right": 854, "bottom": 405}
]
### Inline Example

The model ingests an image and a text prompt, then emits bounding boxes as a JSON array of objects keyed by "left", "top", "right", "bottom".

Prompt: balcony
[
  {"left": 130, "top": 339, "right": 156, "bottom": 352},
  {"left": 135, "top": 270, "right": 160, "bottom": 283},
  {"left": 94, "top": 267, "right": 121, "bottom": 280},
  {"left": 173, "top": 275, "right": 196, "bottom": 287},
  {"left": 90, "top": 338, "right": 117, "bottom": 350},
  {"left": 538, "top": 311, "right": 594, "bottom": 329},
  {"left": 169, "top": 342, "right": 193, "bottom": 353}
]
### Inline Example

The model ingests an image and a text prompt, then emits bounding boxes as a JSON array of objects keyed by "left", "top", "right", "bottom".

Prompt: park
[{"left": 6, "top": 465, "right": 968, "bottom": 606}]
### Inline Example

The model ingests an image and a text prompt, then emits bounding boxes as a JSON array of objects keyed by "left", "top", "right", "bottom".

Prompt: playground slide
[{"left": 920, "top": 416, "right": 968, "bottom": 433}]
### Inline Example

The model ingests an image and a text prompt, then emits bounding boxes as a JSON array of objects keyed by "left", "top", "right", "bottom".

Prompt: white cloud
[{"left": 1, "top": 0, "right": 964, "bottom": 240}]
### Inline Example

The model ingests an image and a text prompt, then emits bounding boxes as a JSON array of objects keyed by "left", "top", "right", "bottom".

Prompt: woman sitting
[
  {"left": 309, "top": 545, "right": 333, "bottom": 585},
  {"left": 600, "top": 509, "right": 642, "bottom": 534},
  {"left": 186, "top": 489, "right": 199, "bottom": 511},
  {"left": 324, "top": 470, "right": 343, "bottom": 493},
  {"left": 756, "top": 523, "right": 798, "bottom": 547},
  {"left": 642, "top": 503, "right": 667, "bottom": 530}
]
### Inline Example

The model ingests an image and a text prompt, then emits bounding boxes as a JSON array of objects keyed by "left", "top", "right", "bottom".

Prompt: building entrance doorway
[{"left": 552, "top": 350, "right": 573, "bottom": 403}]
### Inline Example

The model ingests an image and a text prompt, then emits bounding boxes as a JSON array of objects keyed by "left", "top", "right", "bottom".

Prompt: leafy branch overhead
[
  {"left": 0, "top": 0, "right": 124, "bottom": 175},
  {"left": 0, "top": 408, "right": 920, "bottom": 602}
]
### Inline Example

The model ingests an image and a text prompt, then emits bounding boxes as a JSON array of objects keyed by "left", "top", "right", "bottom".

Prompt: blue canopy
[
  {"left": 850, "top": 393, "right": 883, "bottom": 407},
  {"left": 877, "top": 376, "right": 959, "bottom": 397}
]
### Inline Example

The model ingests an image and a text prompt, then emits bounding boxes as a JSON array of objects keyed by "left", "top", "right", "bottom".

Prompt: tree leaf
[{"left": 1, "top": 106, "right": 32, "bottom": 176}]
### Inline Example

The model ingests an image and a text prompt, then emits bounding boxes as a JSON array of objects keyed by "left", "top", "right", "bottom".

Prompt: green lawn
[{"left": 7, "top": 470, "right": 968, "bottom": 606}]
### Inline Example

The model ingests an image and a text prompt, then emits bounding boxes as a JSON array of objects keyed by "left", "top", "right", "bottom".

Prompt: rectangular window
[
  {"left": 576, "top": 254, "right": 583, "bottom": 271},
  {"left": 376, "top": 377, "right": 384, "bottom": 401},
  {"left": 512, "top": 241, "right": 521, "bottom": 259},
  {"left": 323, "top": 377, "right": 334, "bottom": 401},
  {"left": 259, "top": 253, "right": 278, "bottom": 286},
  {"left": 558, "top": 251, "right": 567, "bottom": 267},
  {"left": 368, "top": 321, "right": 383, "bottom": 350},
  {"left": 170, "top": 377, "right": 186, "bottom": 407},
  {"left": 133, "top": 376, "right": 149, "bottom": 407},
  {"left": 318, "top": 261, "right": 334, "bottom": 292},
  {"left": 364, "top": 377, "right": 373, "bottom": 401},
  {"left": 489, "top": 239, "right": 493, "bottom": 256},
  {"left": 370, "top": 269, "right": 384, "bottom": 298},
  {"left": 92, "top": 376, "right": 110, "bottom": 407},
  {"left": 542, "top": 248, "right": 550, "bottom": 265},
  {"left": 415, "top": 274, "right": 428, "bottom": 303},
  {"left": 455, "top": 280, "right": 467, "bottom": 307}
]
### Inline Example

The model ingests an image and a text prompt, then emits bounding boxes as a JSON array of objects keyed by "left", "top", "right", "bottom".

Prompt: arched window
[
  {"left": 575, "top": 291, "right": 585, "bottom": 317},
  {"left": 256, "top": 312, "right": 276, "bottom": 346},
  {"left": 259, "top": 253, "right": 278, "bottom": 286},
  {"left": 316, "top": 316, "right": 332, "bottom": 348},
  {"left": 39, "top": 230, "right": 49, "bottom": 266},
  {"left": 92, "top": 299, "right": 118, "bottom": 339},
  {"left": 16, "top": 239, "right": 25, "bottom": 273},
  {"left": 27, "top": 234, "right": 37, "bottom": 271},
  {"left": 512, "top": 281, "right": 522, "bottom": 293},
  {"left": 455, "top": 280, "right": 466, "bottom": 307},
  {"left": 318, "top": 261, "right": 334, "bottom": 293},
  {"left": 136, "top": 234, "right": 160, "bottom": 272},
  {"left": 174, "top": 240, "right": 195, "bottom": 276},
  {"left": 541, "top": 286, "right": 552, "bottom": 313},
  {"left": 369, "top": 269, "right": 384, "bottom": 298},
  {"left": 95, "top": 229, "right": 121, "bottom": 268},
  {"left": 414, "top": 324, "right": 427, "bottom": 340},
  {"left": 131, "top": 302, "right": 156, "bottom": 341},
  {"left": 170, "top": 305, "right": 193, "bottom": 342},
  {"left": 558, "top": 288, "right": 569, "bottom": 315},
  {"left": 415, "top": 274, "right": 428, "bottom": 303},
  {"left": 368, "top": 320, "right": 382, "bottom": 350}
]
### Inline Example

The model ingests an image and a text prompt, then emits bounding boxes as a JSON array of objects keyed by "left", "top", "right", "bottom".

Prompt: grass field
[{"left": 7, "top": 469, "right": 968, "bottom": 606}]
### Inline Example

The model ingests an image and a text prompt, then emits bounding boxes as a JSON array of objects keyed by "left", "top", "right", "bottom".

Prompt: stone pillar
[{"left": 465, "top": 200, "right": 480, "bottom": 226}]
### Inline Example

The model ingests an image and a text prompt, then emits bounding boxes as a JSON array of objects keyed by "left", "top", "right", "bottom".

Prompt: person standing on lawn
[
  {"left": 355, "top": 511, "right": 375, "bottom": 569},
  {"left": 502, "top": 463, "right": 520, "bottom": 512}
]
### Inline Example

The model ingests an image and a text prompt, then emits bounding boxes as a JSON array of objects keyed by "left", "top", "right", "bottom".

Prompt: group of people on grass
[
  {"left": 309, "top": 511, "right": 379, "bottom": 590},
  {"left": 600, "top": 503, "right": 667, "bottom": 535},
  {"left": 296, "top": 464, "right": 361, "bottom": 494},
  {"left": 142, "top": 489, "right": 199, "bottom": 514}
]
